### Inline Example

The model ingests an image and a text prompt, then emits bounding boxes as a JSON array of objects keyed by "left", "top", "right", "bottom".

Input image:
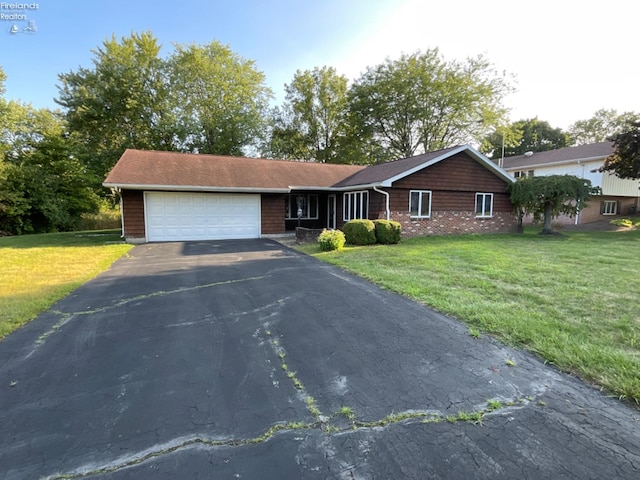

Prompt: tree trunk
[{"left": 542, "top": 202, "right": 554, "bottom": 234}]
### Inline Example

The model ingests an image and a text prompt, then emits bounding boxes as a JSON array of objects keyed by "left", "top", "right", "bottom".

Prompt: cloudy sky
[{"left": 1, "top": 0, "right": 637, "bottom": 129}]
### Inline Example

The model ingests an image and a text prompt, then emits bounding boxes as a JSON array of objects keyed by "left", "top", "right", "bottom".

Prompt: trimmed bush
[
  {"left": 373, "top": 219, "right": 402, "bottom": 244},
  {"left": 343, "top": 219, "right": 376, "bottom": 245},
  {"left": 317, "top": 229, "right": 346, "bottom": 251}
]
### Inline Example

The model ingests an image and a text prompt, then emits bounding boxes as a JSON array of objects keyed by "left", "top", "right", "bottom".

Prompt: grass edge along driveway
[
  {"left": 0, "top": 230, "right": 133, "bottom": 339},
  {"left": 298, "top": 228, "right": 640, "bottom": 405}
]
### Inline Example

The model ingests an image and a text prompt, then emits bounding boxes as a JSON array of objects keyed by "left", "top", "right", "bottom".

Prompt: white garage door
[{"left": 145, "top": 192, "right": 261, "bottom": 241}]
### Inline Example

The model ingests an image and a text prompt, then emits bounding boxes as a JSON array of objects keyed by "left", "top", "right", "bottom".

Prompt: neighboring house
[
  {"left": 103, "top": 145, "right": 516, "bottom": 243},
  {"left": 501, "top": 142, "right": 640, "bottom": 225}
]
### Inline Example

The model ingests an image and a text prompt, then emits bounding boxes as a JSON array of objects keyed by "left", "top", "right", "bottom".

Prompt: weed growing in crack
[
  {"left": 337, "top": 406, "right": 355, "bottom": 421},
  {"left": 468, "top": 327, "right": 481, "bottom": 339},
  {"left": 306, "top": 397, "right": 321, "bottom": 417},
  {"left": 486, "top": 399, "right": 503, "bottom": 411},
  {"left": 447, "top": 410, "right": 485, "bottom": 425}
]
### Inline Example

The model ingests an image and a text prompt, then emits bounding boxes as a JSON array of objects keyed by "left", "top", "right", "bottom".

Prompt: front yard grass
[
  {"left": 0, "top": 230, "right": 133, "bottom": 340},
  {"left": 299, "top": 228, "right": 640, "bottom": 404}
]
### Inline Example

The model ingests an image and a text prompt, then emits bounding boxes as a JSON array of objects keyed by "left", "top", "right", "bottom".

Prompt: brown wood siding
[
  {"left": 261, "top": 193, "right": 286, "bottom": 234},
  {"left": 389, "top": 152, "right": 512, "bottom": 213},
  {"left": 393, "top": 152, "right": 509, "bottom": 192},
  {"left": 121, "top": 189, "right": 145, "bottom": 240}
]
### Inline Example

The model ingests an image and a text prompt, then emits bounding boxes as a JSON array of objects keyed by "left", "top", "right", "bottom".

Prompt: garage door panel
[{"left": 145, "top": 192, "right": 260, "bottom": 241}]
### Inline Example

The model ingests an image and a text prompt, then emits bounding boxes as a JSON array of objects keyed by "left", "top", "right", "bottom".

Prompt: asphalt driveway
[{"left": 1, "top": 239, "right": 639, "bottom": 479}]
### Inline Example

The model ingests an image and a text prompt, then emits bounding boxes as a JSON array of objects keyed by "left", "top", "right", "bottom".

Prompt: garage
[{"left": 145, "top": 192, "right": 261, "bottom": 242}]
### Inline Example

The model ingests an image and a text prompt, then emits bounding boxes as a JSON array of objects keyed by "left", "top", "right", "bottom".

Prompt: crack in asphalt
[
  {"left": 31, "top": 275, "right": 267, "bottom": 348},
  {"left": 37, "top": 292, "right": 544, "bottom": 479},
  {"left": 41, "top": 398, "right": 536, "bottom": 480}
]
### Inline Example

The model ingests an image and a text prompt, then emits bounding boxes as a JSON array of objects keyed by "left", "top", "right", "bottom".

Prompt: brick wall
[{"left": 394, "top": 211, "right": 517, "bottom": 236}]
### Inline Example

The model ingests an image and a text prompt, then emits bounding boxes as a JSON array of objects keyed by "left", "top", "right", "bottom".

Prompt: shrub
[
  {"left": 610, "top": 218, "right": 633, "bottom": 227},
  {"left": 343, "top": 219, "right": 376, "bottom": 245},
  {"left": 373, "top": 219, "right": 402, "bottom": 244},
  {"left": 317, "top": 229, "right": 346, "bottom": 251}
]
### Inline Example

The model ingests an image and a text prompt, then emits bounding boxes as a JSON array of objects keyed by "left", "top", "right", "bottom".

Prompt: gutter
[{"left": 373, "top": 185, "right": 390, "bottom": 221}]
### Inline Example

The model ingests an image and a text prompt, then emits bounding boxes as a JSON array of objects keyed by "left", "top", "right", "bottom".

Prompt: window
[
  {"left": 475, "top": 193, "right": 493, "bottom": 218},
  {"left": 409, "top": 190, "right": 432, "bottom": 218},
  {"left": 285, "top": 194, "right": 318, "bottom": 219},
  {"left": 602, "top": 200, "right": 617, "bottom": 215},
  {"left": 343, "top": 191, "right": 369, "bottom": 221},
  {"left": 514, "top": 170, "right": 534, "bottom": 178}
]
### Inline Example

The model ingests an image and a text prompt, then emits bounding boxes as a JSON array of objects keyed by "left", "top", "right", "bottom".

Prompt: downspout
[
  {"left": 373, "top": 186, "right": 390, "bottom": 221},
  {"left": 575, "top": 160, "right": 585, "bottom": 225}
]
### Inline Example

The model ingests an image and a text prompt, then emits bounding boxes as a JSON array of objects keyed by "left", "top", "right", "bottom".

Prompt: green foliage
[
  {"left": 56, "top": 33, "right": 273, "bottom": 179},
  {"left": 267, "top": 66, "right": 350, "bottom": 163},
  {"left": 373, "top": 219, "right": 401, "bottom": 244},
  {"left": 343, "top": 219, "right": 376, "bottom": 245},
  {"left": 482, "top": 118, "right": 568, "bottom": 158},
  {"left": 168, "top": 41, "right": 272, "bottom": 155},
  {"left": 567, "top": 109, "right": 640, "bottom": 146},
  {"left": 507, "top": 175, "right": 598, "bottom": 234},
  {"left": 0, "top": 134, "right": 100, "bottom": 234},
  {"left": 317, "top": 228, "right": 346, "bottom": 251},
  {"left": 347, "top": 49, "right": 512, "bottom": 162},
  {"left": 56, "top": 32, "right": 171, "bottom": 179},
  {"left": 600, "top": 120, "right": 640, "bottom": 180}
]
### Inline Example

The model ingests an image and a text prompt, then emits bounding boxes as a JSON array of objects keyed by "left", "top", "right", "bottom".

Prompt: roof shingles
[
  {"left": 104, "top": 149, "right": 366, "bottom": 191},
  {"left": 502, "top": 142, "right": 614, "bottom": 169}
]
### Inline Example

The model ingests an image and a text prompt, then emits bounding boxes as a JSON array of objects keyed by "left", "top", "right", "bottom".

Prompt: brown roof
[
  {"left": 104, "top": 149, "right": 366, "bottom": 192},
  {"left": 502, "top": 142, "right": 614, "bottom": 170},
  {"left": 104, "top": 145, "right": 514, "bottom": 192}
]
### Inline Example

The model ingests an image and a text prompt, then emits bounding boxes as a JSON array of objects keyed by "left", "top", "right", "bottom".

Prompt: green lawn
[
  {"left": 0, "top": 230, "right": 133, "bottom": 339},
  {"left": 299, "top": 228, "right": 640, "bottom": 404}
]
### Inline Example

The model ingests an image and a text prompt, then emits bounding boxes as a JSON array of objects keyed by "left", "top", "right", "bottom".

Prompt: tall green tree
[
  {"left": 599, "top": 120, "right": 640, "bottom": 179},
  {"left": 168, "top": 41, "right": 272, "bottom": 155},
  {"left": 483, "top": 118, "right": 568, "bottom": 158},
  {"left": 56, "top": 32, "right": 172, "bottom": 180},
  {"left": 0, "top": 99, "right": 99, "bottom": 233},
  {"left": 567, "top": 109, "right": 640, "bottom": 146},
  {"left": 507, "top": 175, "right": 597, "bottom": 234},
  {"left": 268, "top": 66, "right": 350, "bottom": 163},
  {"left": 348, "top": 49, "right": 512, "bottom": 163}
]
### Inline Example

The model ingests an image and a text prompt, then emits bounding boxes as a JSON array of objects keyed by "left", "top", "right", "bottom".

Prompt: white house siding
[{"left": 601, "top": 172, "right": 640, "bottom": 197}]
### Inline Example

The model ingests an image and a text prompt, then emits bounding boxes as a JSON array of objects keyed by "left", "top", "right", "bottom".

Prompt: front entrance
[{"left": 327, "top": 194, "right": 336, "bottom": 229}]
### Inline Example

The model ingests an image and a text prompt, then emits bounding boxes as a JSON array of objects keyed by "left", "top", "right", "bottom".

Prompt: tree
[
  {"left": 0, "top": 108, "right": 100, "bottom": 234},
  {"left": 507, "top": 175, "right": 597, "bottom": 234},
  {"left": 168, "top": 41, "right": 272, "bottom": 156},
  {"left": 267, "top": 66, "right": 350, "bottom": 163},
  {"left": 56, "top": 32, "right": 172, "bottom": 180},
  {"left": 567, "top": 109, "right": 640, "bottom": 146},
  {"left": 482, "top": 118, "right": 567, "bottom": 158},
  {"left": 348, "top": 49, "right": 512, "bottom": 163},
  {"left": 599, "top": 121, "right": 640, "bottom": 179}
]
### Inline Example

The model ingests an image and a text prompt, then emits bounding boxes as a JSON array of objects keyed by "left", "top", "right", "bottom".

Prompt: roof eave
[
  {"left": 503, "top": 155, "right": 608, "bottom": 170},
  {"left": 102, "top": 182, "right": 291, "bottom": 193}
]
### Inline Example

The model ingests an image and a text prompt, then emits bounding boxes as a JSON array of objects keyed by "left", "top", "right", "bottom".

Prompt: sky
[{"left": 1, "top": 0, "right": 638, "bottom": 130}]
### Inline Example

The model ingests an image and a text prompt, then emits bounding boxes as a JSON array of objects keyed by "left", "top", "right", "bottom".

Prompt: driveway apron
[{"left": 1, "top": 239, "right": 639, "bottom": 479}]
